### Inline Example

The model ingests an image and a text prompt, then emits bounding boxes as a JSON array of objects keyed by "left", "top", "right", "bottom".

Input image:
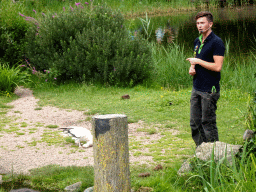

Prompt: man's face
[{"left": 196, "top": 17, "right": 213, "bottom": 34}]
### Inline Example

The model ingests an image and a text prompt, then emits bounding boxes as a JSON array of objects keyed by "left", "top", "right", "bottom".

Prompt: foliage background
[{"left": 24, "top": 4, "right": 153, "bottom": 86}]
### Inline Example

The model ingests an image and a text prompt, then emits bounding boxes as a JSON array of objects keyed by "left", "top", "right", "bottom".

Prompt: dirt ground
[{"left": 0, "top": 87, "right": 163, "bottom": 175}]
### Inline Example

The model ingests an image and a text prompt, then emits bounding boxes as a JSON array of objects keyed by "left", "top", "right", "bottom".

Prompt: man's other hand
[{"left": 189, "top": 65, "right": 196, "bottom": 76}]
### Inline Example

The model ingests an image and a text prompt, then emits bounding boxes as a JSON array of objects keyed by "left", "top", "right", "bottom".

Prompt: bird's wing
[
  {"left": 59, "top": 127, "right": 77, "bottom": 137},
  {"left": 60, "top": 126, "right": 92, "bottom": 138}
]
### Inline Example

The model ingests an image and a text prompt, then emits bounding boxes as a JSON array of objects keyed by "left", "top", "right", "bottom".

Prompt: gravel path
[{"left": 0, "top": 87, "right": 161, "bottom": 175}]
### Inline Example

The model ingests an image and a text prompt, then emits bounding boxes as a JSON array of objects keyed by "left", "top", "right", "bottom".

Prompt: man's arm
[{"left": 186, "top": 55, "right": 224, "bottom": 72}]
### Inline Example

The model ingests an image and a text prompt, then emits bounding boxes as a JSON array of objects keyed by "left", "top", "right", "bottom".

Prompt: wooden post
[{"left": 92, "top": 114, "right": 131, "bottom": 192}]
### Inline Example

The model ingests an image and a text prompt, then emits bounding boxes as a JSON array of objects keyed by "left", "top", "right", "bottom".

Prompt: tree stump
[{"left": 92, "top": 114, "right": 131, "bottom": 192}]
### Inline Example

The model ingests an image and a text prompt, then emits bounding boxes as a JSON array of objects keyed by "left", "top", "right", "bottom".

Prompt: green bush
[
  {"left": 0, "top": 63, "right": 30, "bottom": 94},
  {"left": 0, "top": 0, "right": 29, "bottom": 66},
  {"left": 25, "top": 3, "right": 153, "bottom": 86}
]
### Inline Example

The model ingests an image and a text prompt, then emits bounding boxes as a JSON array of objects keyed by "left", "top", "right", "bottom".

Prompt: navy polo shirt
[{"left": 193, "top": 31, "right": 225, "bottom": 92}]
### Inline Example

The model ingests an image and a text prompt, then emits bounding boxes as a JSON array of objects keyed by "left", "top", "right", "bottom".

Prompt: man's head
[{"left": 195, "top": 11, "right": 213, "bottom": 34}]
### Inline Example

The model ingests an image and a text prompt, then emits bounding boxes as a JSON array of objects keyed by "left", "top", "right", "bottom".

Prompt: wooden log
[{"left": 92, "top": 114, "right": 131, "bottom": 192}]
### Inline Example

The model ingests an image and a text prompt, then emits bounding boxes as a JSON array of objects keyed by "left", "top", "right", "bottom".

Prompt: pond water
[{"left": 127, "top": 6, "right": 256, "bottom": 55}]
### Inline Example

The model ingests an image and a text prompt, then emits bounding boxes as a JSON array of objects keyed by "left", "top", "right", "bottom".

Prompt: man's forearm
[
  {"left": 187, "top": 56, "right": 224, "bottom": 72},
  {"left": 196, "top": 59, "right": 222, "bottom": 72}
]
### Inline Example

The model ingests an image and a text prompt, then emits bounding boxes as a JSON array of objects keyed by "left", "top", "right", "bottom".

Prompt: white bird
[{"left": 60, "top": 126, "right": 93, "bottom": 148}]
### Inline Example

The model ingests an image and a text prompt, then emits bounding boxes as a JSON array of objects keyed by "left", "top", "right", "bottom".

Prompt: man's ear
[{"left": 209, "top": 22, "right": 213, "bottom": 28}]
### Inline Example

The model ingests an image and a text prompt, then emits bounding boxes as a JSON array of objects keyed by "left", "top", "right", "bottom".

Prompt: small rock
[
  {"left": 177, "top": 141, "right": 242, "bottom": 175},
  {"left": 84, "top": 186, "right": 94, "bottom": 192},
  {"left": 177, "top": 160, "right": 192, "bottom": 176},
  {"left": 153, "top": 164, "right": 163, "bottom": 171},
  {"left": 64, "top": 181, "right": 82, "bottom": 192},
  {"left": 138, "top": 172, "right": 150, "bottom": 177},
  {"left": 122, "top": 94, "right": 130, "bottom": 99},
  {"left": 243, "top": 129, "right": 255, "bottom": 141},
  {"left": 137, "top": 187, "right": 153, "bottom": 192}
]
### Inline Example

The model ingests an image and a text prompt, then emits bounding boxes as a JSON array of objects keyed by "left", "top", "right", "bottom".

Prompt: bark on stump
[{"left": 92, "top": 114, "right": 131, "bottom": 192}]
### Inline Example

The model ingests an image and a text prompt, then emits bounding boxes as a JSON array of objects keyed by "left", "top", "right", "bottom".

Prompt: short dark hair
[{"left": 195, "top": 11, "right": 213, "bottom": 23}]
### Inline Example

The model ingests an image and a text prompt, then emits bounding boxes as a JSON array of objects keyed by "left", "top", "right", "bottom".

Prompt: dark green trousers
[{"left": 190, "top": 88, "right": 220, "bottom": 146}]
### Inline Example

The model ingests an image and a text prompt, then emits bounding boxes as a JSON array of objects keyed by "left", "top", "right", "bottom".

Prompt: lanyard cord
[{"left": 198, "top": 34, "right": 204, "bottom": 54}]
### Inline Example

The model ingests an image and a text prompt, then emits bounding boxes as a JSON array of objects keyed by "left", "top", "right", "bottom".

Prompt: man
[{"left": 186, "top": 11, "right": 225, "bottom": 147}]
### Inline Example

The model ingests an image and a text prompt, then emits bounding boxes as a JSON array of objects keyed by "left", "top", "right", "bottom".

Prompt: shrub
[
  {"left": 0, "top": 63, "right": 30, "bottom": 94},
  {"left": 25, "top": 3, "right": 153, "bottom": 86},
  {"left": 0, "top": 0, "right": 29, "bottom": 66}
]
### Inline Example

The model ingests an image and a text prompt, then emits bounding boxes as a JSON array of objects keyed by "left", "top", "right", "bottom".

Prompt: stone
[
  {"left": 64, "top": 181, "right": 82, "bottom": 192},
  {"left": 0, "top": 175, "right": 2, "bottom": 184},
  {"left": 138, "top": 172, "right": 151, "bottom": 177},
  {"left": 177, "top": 161, "right": 192, "bottom": 175},
  {"left": 136, "top": 187, "right": 153, "bottom": 192},
  {"left": 178, "top": 141, "right": 242, "bottom": 175},
  {"left": 195, "top": 141, "right": 242, "bottom": 163},
  {"left": 9, "top": 189, "right": 40, "bottom": 192},
  {"left": 122, "top": 94, "right": 130, "bottom": 99},
  {"left": 243, "top": 129, "right": 255, "bottom": 141},
  {"left": 84, "top": 186, "right": 94, "bottom": 192}
]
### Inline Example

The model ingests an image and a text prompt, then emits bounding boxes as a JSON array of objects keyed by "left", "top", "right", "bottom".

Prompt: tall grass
[
  {"left": 151, "top": 43, "right": 191, "bottom": 90},
  {"left": 221, "top": 52, "right": 256, "bottom": 94},
  {"left": 92, "top": 0, "right": 194, "bottom": 14},
  {"left": 150, "top": 38, "right": 256, "bottom": 94},
  {"left": 185, "top": 142, "right": 256, "bottom": 191},
  {"left": 0, "top": 63, "right": 30, "bottom": 94}
]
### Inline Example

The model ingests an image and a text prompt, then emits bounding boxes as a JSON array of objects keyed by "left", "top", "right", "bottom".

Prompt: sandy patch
[{"left": 0, "top": 87, "right": 164, "bottom": 174}]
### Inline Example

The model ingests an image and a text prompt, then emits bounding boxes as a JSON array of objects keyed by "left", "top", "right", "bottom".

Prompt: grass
[
  {"left": 20, "top": 122, "right": 28, "bottom": 127},
  {"left": 1, "top": 165, "right": 94, "bottom": 192},
  {"left": 10, "top": 1, "right": 256, "bottom": 20},
  {"left": 0, "top": 0, "right": 196, "bottom": 22},
  {"left": 0, "top": 63, "right": 30, "bottom": 94},
  {"left": 45, "top": 124, "right": 59, "bottom": 129},
  {"left": 0, "top": 80, "right": 252, "bottom": 191},
  {"left": 33, "top": 82, "right": 249, "bottom": 144}
]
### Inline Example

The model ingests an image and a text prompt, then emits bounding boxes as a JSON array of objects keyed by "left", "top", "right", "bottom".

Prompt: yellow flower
[{"left": 160, "top": 95, "right": 164, "bottom": 98}]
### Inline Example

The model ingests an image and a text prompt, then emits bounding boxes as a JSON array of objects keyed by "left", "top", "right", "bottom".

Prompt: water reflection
[
  {"left": 155, "top": 21, "right": 177, "bottom": 44},
  {"left": 127, "top": 6, "right": 256, "bottom": 54}
]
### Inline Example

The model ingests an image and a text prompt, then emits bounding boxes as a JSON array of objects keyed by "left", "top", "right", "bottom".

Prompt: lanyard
[{"left": 198, "top": 34, "right": 204, "bottom": 54}]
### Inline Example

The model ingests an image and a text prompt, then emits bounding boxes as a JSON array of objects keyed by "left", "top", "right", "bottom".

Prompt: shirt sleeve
[{"left": 213, "top": 38, "right": 225, "bottom": 56}]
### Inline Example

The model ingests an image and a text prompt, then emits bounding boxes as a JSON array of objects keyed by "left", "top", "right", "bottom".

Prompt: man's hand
[
  {"left": 189, "top": 65, "right": 196, "bottom": 76},
  {"left": 186, "top": 58, "right": 201, "bottom": 65}
]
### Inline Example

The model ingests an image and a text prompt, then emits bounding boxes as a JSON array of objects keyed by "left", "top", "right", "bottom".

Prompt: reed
[
  {"left": 151, "top": 43, "right": 191, "bottom": 90},
  {"left": 185, "top": 142, "right": 256, "bottom": 191},
  {"left": 150, "top": 38, "right": 256, "bottom": 94}
]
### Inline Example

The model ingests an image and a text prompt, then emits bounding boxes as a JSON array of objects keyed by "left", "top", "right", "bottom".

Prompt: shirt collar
[
  {"left": 197, "top": 32, "right": 214, "bottom": 54},
  {"left": 199, "top": 31, "right": 214, "bottom": 44}
]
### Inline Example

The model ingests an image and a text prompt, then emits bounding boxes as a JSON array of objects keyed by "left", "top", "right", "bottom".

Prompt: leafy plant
[
  {"left": 139, "top": 13, "right": 153, "bottom": 41},
  {"left": 25, "top": 3, "right": 153, "bottom": 86},
  {"left": 0, "top": 62, "right": 30, "bottom": 94}
]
